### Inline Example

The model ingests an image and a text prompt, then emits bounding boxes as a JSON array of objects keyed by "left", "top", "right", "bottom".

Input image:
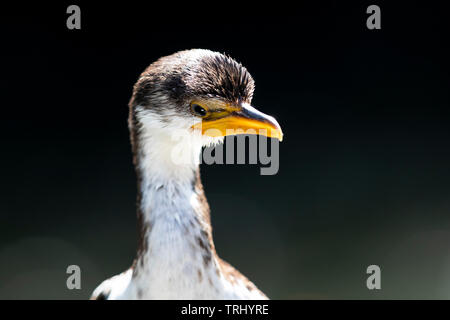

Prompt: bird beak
[{"left": 193, "top": 104, "right": 283, "bottom": 141}]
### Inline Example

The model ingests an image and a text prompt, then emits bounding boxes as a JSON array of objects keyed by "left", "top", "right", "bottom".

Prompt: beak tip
[
  {"left": 273, "top": 123, "right": 283, "bottom": 142},
  {"left": 277, "top": 131, "right": 284, "bottom": 142}
]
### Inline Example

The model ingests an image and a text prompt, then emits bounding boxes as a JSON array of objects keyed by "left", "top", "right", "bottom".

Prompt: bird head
[{"left": 129, "top": 49, "right": 283, "bottom": 150}]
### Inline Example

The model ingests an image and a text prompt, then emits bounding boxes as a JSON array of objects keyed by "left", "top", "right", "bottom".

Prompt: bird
[{"left": 90, "top": 49, "right": 283, "bottom": 300}]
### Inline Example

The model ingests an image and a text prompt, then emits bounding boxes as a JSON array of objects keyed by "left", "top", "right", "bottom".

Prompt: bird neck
[{"left": 129, "top": 116, "right": 218, "bottom": 281}]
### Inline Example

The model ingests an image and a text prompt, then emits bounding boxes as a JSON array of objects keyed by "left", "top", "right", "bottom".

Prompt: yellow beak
[{"left": 192, "top": 104, "right": 283, "bottom": 141}]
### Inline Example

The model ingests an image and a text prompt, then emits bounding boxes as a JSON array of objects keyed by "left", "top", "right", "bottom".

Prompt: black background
[{"left": 0, "top": 1, "right": 450, "bottom": 299}]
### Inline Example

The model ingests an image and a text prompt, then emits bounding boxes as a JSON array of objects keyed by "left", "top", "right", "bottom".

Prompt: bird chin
[{"left": 200, "top": 134, "right": 224, "bottom": 148}]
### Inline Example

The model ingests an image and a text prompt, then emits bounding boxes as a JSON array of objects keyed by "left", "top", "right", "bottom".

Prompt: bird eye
[{"left": 190, "top": 103, "right": 208, "bottom": 117}]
